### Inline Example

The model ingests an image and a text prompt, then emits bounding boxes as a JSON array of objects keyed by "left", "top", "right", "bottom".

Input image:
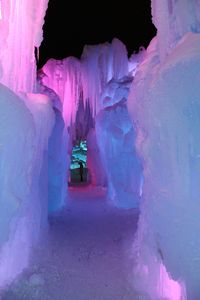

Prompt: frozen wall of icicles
[
  {"left": 0, "top": 0, "right": 48, "bottom": 93},
  {"left": 0, "top": 0, "right": 67, "bottom": 288},
  {"left": 42, "top": 39, "right": 129, "bottom": 128},
  {"left": 128, "top": 0, "right": 200, "bottom": 299},
  {"left": 41, "top": 39, "right": 143, "bottom": 208}
]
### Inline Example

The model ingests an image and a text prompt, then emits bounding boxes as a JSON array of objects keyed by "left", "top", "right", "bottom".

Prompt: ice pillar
[
  {"left": 0, "top": 0, "right": 48, "bottom": 93},
  {"left": 128, "top": 0, "right": 200, "bottom": 298},
  {"left": 0, "top": 0, "right": 51, "bottom": 288}
]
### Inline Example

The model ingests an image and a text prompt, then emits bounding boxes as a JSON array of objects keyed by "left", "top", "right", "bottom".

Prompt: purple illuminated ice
[
  {"left": 128, "top": 0, "right": 200, "bottom": 298},
  {"left": 0, "top": 0, "right": 52, "bottom": 287},
  {"left": 42, "top": 39, "right": 142, "bottom": 208}
]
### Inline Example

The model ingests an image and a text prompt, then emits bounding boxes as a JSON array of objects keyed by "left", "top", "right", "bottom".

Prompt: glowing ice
[
  {"left": 96, "top": 77, "right": 142, "bottom": 208},
  {"left": 37, "top": 73, "right": 68, "bottom": 213},
  {"left": 42, "top": 39, "right": 141, "bottom": 208},
  {"left": 42, "top": 38, "right": 130, "bottom": 126},
  {"left": 128, "top": 0, "right": 200, "bottom": 298},
  {"left": 1, "top": 0, "right": 200, "bottom": 296},
  {"left": 0, "top": 0, "right": 51, "bottom": 287},
  {"left": 0, "top": 0, "right": 48, "bottom": 93}
]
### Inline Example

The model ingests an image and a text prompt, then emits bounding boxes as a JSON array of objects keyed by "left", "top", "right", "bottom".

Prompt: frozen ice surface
[
  {"left": 41, "top": 38, "right": 129, "bottom": 128},
  {"left": 128, "top": 25, "right": 200, "bottom": 300},
  {"left": 0, "top": 0, "right": 48, "bottom": 93},
  {"left": 37, "top": 72, "right": 69, "bottom": 213},
  {"left": 0, "top": 85, "right": 54, "bottom": 288},
  {"left": 0, "top": 187, "right": 140, "bottom": 300},
  {"left": 96, "top": 77, "right": 142, "bottom": 209},
  {"left": 0, "top": 84, "right": 35, "bottom": 287},
  {"left": 87, "top": 128, "right": 107, "bottom": 187},
  {"left": 40, "top": 39, "right": 142, "bottom": 210},
  {"left": 2, "top": 0, "right": 200, "bottom": 298},
  {"left": 151, "top": 0, "right": 200, "bottom": 61},
  {"left": 0, "top": 0, "right": 54, "bottom": 288},
  {"left": 127, "top": 2, "right": 200, "bottom": 298}
]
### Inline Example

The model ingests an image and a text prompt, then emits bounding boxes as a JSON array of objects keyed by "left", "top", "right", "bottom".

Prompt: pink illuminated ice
[{"left": 0, "top": 0, "right": 48, "bottom": 93}]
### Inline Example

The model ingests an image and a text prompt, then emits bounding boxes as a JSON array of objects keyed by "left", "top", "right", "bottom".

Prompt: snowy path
[{"left": 1, "top": 186, "right": 140, "bottom": 300}]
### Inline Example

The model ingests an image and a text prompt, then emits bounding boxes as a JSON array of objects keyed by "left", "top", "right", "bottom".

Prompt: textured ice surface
[
  {"left": 0, "top": 85, "right": 54, "bottom": 287},
  {"left": 3, "top": 0, "right": 200, "bottom": 297},
  {"left": 87, "top": 129, "right": 107, "bottom": 187},
  {"left": 41, "top": 42, "right": 141, "bottom": 208},
  {"left": 0, "top": 0, "right": 53, "bottom": 287},
  {"left": 37, "top": 80, "right": 68, "bottom": 213},
  {"left": 128, "top": 19, "right": 200, "bottom": 300},
  {"left": 0, "top": 187, "right": 140, "bottom": 300},
  {"left": 151, "top": 0, "right": 200, "bottom": 61},
  {"left": 41, "top": 38, "right": 129, "bottom": 128},
  {"left": 0, "top": 0, "right": 70, "bottom": 291},
  {"left": 0, "top": 84, "right": 35, "bottom": 287},
  {"left": 96, "top": 77, "right": 142, "bottom": 208},
  {"left": 0, "top": 0, "right": 48, "bottom": 93},
  {"left": 24, "top": 93, "right": 55, "bottom": 227}
]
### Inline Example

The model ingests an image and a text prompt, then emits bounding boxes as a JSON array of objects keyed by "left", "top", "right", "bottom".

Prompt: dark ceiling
[{"left": 39, "top": 0, "right": 156, "bottom": 68}]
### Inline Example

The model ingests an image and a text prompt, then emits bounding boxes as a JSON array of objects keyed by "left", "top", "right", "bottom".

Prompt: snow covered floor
[{"left": 1, "top": 186, "right": 140, "bottom": 300}]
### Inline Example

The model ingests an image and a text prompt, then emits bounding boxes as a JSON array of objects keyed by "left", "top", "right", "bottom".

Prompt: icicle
[
  {"left": 41, "top": 40, "right": 129, "bottom": 136},
  {"left": 0, "top": 0, "right": 48, "bottom": 94}
]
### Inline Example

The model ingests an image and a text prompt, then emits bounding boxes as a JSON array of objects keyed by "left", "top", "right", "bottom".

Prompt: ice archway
[{"left": 40, "top": 39, "right": 142, "bottom": 209}]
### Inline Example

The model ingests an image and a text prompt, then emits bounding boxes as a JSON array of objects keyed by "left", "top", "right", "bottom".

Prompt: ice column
[
  {"left": 128, "top": 0, "right": 200, "bottom": 298},
  {"left": 0, "top": 0, "right": 51, "bottom": 287},
  {"left": 0, "top": 0, "right": 48, "bottom": 93}
]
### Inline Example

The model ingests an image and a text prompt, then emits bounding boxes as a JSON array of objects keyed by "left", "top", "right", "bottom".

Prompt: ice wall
[
  {"left": 151, "top": 0, "right": 200, "bottom": 61},
  {"left": 42, "top": 57, "right": 82, "bottom": 129},
  {"left": 0, "top": 85, "right": 54, "bottom": 287},
  {"left": 81, "top": 38, "right": 129, "bottom": 115},
  {"left": 48, "top": 107, "right": 68, "bottom": 212},
  {"left": 42, "top": 39, "right": 142, "bottom": 208},
  {"left": 24, "top": 93, "right": 55, "bottom": 219},
  {"left": 87, "top": 128, "right": 107, "bottom": 187},
  {"left": 0, "top": 85, "right": 35, "bottom": 286},
  {"left": 38, "top": 79, "right": 68, "bottom": 213},
  {"left": 128, "top": 1, "right": 200, "bottom": 298},
  {"left": 0, "top": 0, "right": 52, "bottom": 288},
  {"left": 96, "top": 77, "right": 142, "bottom": 208},
  {"left": 0, "top": 0, "right": 48, "bottom": 93},
  {"left": 42, "top": 38, "right": 129, "bottom": 128}
]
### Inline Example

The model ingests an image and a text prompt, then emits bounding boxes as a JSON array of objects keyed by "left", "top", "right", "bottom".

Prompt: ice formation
[
  {"left": 0, "top": 0, "right": 48, "bottom": 93},
  {"left": 37, "top": 76, "right": 68, "bottom": 213},
  {"left": 0, "top": 85, "right": 54, "bottom": 287},
  {"left": 41, "top": 38, "right": 142, "bottom": 208},
  {"left": 128, "top": 0, "right": 200, "bottom": 299},
  {"left": 0, "top": 7, "right": 140, "bottom": 285},
  {"left": 47, "top": 106, "right": 68, "bottom": 213},
  {"left": 152, "top": 0, "right": 200, "bottom": 62},
  {"left": 95, "top": 77, "right": 142, "bottom": 208},
  {"left": 1, "top": 0, "right": 200, "bottom": 297},
  {"left": 87, "top": 129, "right": 107, "bottom": 187},
  {"left": 0, "top": 0, "right": 55, "bottom": 287},
  {"left": 42, "top": 39, "right": 129, "bottom": 126}
]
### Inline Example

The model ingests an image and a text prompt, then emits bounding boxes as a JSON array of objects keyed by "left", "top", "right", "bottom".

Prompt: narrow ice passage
[
  {"left": 2, "top": 0, "right": 200, "bottom": 298},
  {"left": 1, "top": 187, "right": 139, "bottom": 300}
]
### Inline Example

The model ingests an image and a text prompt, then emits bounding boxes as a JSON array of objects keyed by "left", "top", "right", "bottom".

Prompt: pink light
[
  {"left": 0, "top": 0, "right": 48, "bottom": 93},
  {"left": 157, "top": 263, "right": 186, "bottom": 300},
  {"left": 0, "top": 1, "right": 2, "bottom": 20}
]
